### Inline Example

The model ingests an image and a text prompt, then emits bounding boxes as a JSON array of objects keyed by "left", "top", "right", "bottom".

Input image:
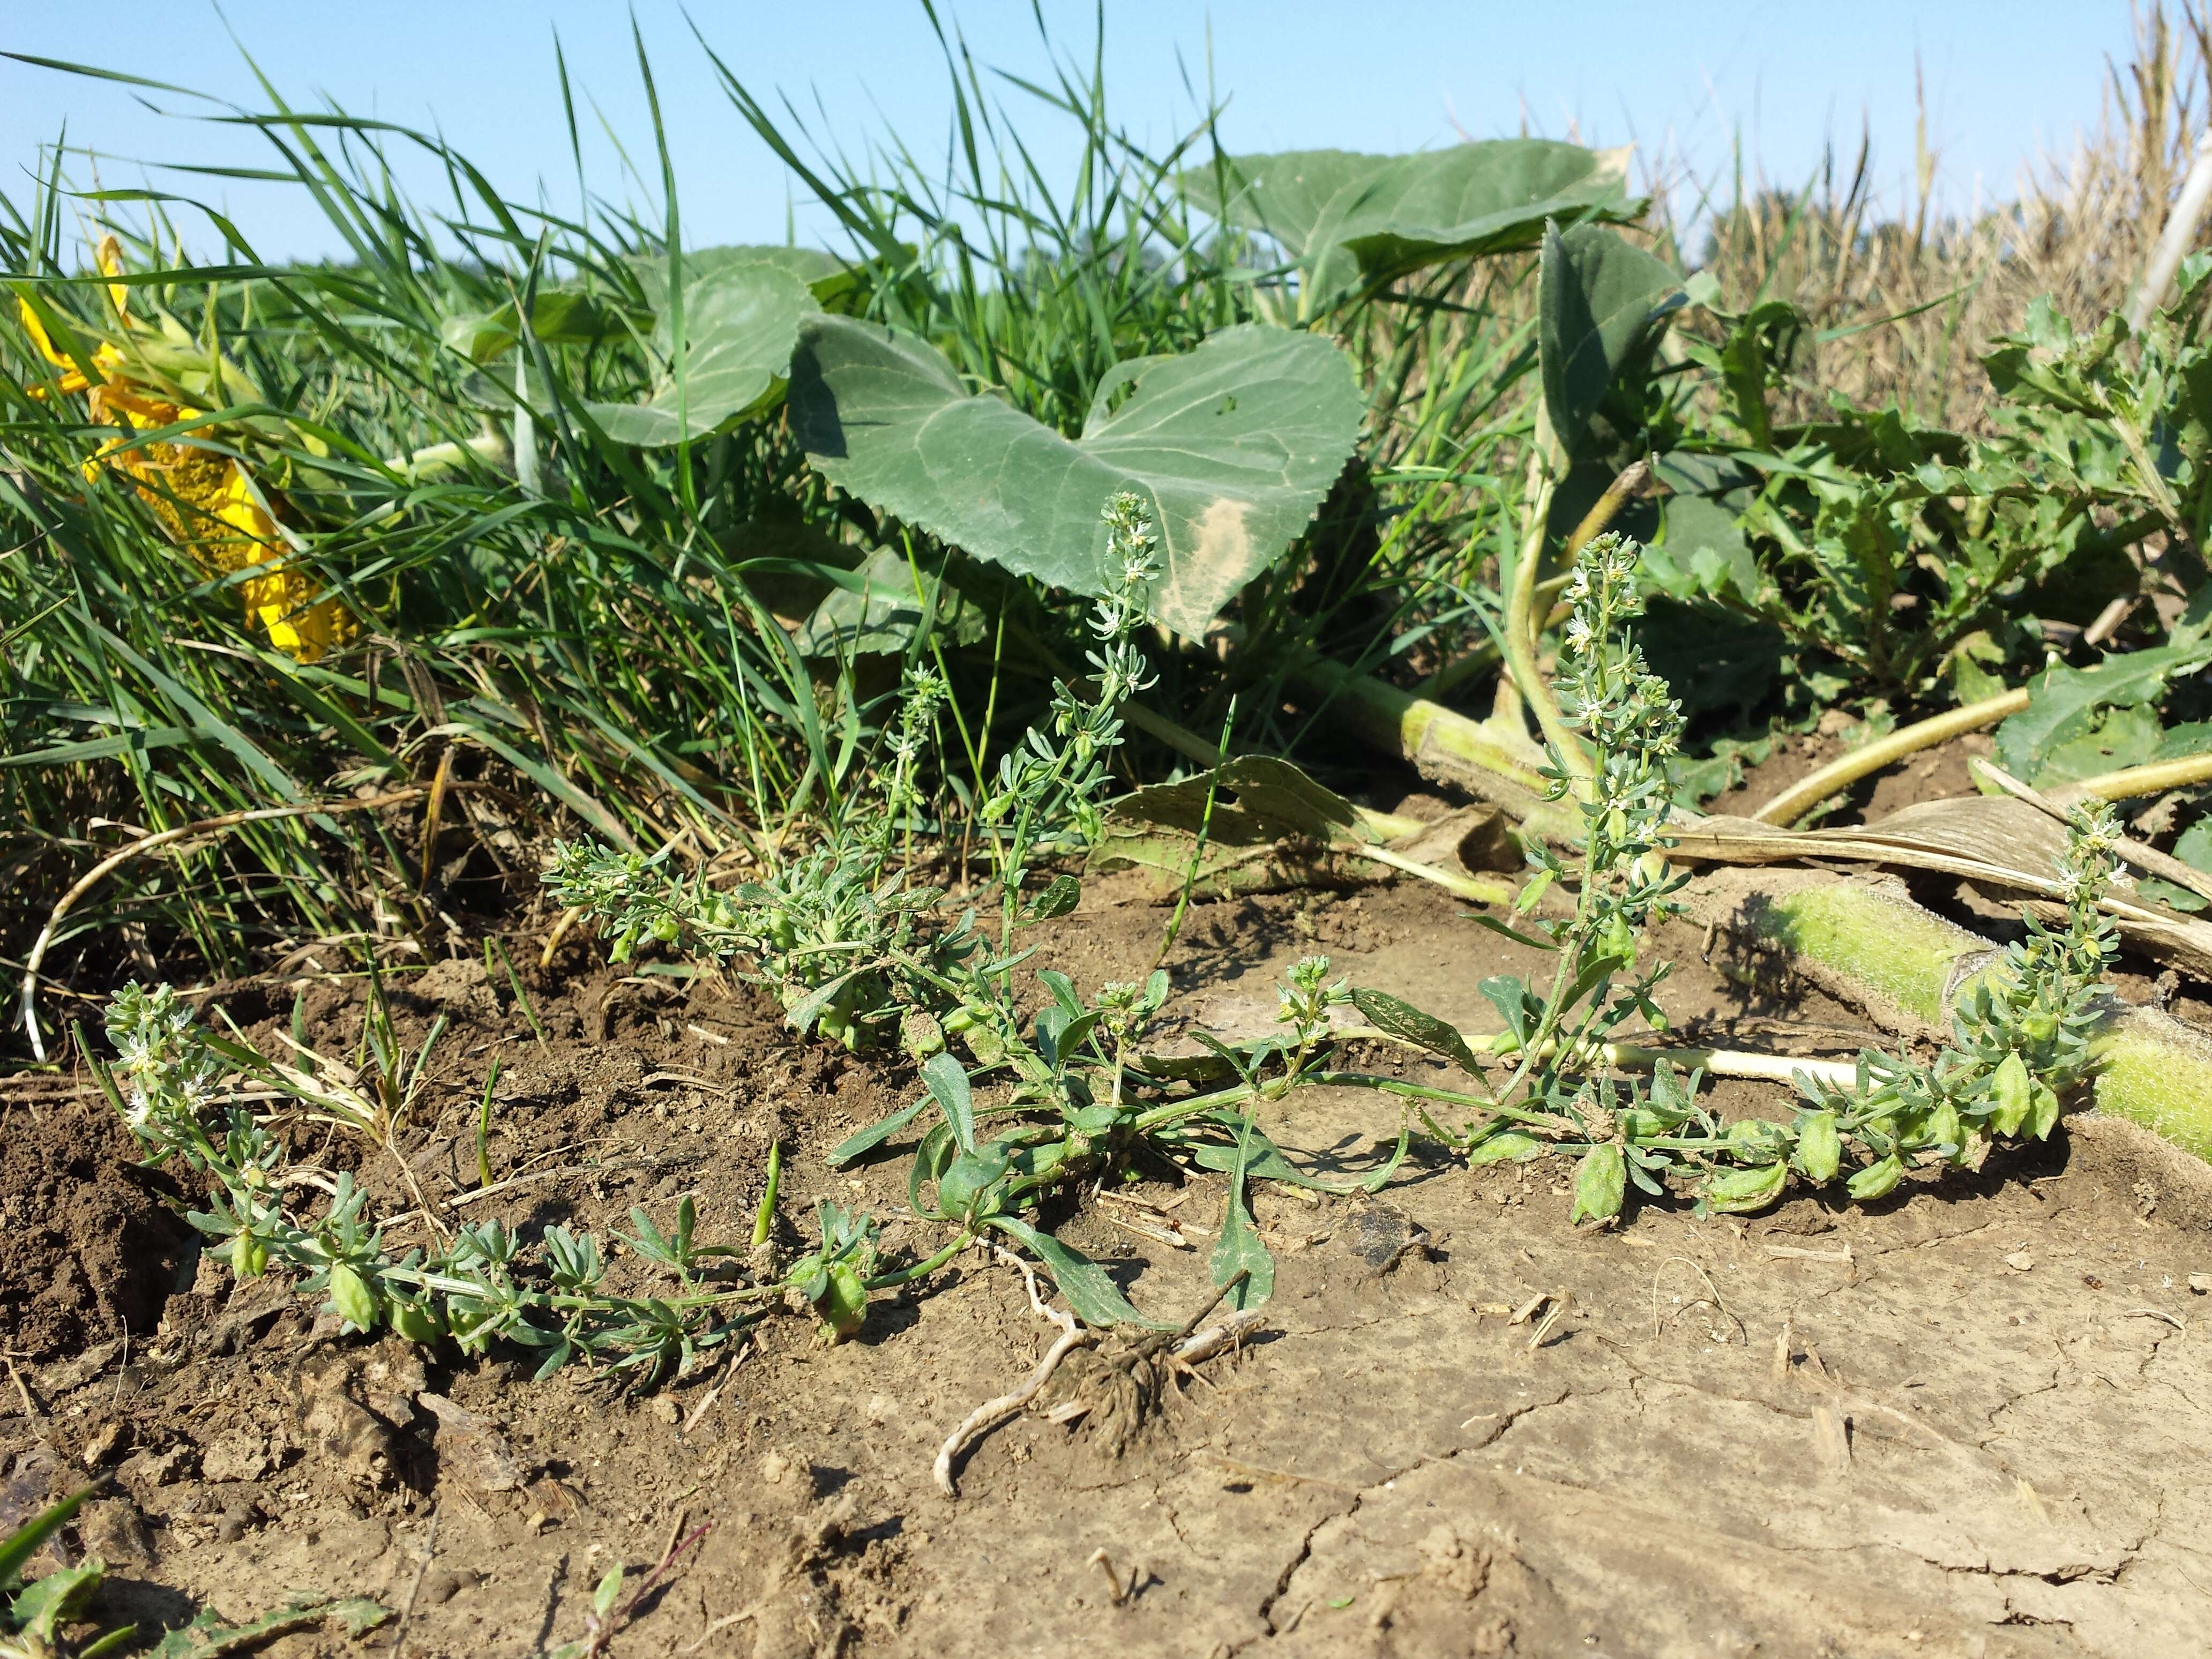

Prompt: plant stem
[
  {"left": 1690, "top": 870, "right": 2212, "bottom": 1161},
  {"left": 752, "top": 1140, "right": 782, "bottom": 1249},
  {"left": 865, "top": 1229, "right": 977, "bottom": 1290},
  {"left": 1749, "top": 686, "right": 2030, "bottom": 826},
  {"left": 476, "top": 1059, "right": 499, "bottom": 1191},
  {"left": 1502, "top": 458, "right": 1590, "bottom": 796},
  {"left": 2053, "top": 750, "right": 2212, "bottom": 804}
]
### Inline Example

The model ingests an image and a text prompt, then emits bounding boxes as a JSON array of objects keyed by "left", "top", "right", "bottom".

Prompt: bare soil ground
[{"left": 6, "top": 773, "right": 2212, "bottom": 1657}]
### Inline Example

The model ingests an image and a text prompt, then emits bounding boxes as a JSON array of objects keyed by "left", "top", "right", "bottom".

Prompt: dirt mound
[{"left": 0, "top": 1088, "right": 190, "bottom": 1362}]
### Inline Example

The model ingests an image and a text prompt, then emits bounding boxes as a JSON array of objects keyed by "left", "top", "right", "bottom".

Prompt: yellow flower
[{"left": 10, "top": 238, "right": 356, "bottom": 661}]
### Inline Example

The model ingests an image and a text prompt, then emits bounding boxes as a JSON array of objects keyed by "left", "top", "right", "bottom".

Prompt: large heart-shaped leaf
[
  {"left": 1182, "top": 141, "right": 1640, "bottom": 306},
  {"left": 582, "top": 258, "right": 820, "bottom": 447},
  {"left": 788, "top": 316, "right": 1363, "bottom": 635},
  {"left": 629, "top": 244, "right": 857, "bottom": 311},
  {"left": 1540, "top": 221, "right": 1686, "bottom": 464}
]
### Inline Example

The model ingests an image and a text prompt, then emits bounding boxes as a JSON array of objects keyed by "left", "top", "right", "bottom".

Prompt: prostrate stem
[
  {"left": 1688, "top": 869, "right": 2212, "bottom": 1161},
  {"left": 1750, "top": 689, "right": 2030, "bottom": 826}
]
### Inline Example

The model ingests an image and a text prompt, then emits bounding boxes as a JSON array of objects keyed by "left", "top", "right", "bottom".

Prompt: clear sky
[{"left": 0, "top": 3, "right": 2154, "bottom": 264}]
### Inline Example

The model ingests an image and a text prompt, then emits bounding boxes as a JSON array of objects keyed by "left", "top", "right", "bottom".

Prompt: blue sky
[{"left": 1, "top": 3, "right": 2150, "bottom": 263}]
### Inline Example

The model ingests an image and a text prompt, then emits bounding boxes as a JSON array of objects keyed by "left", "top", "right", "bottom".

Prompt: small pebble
[
  {"left": 80, "top": 1422, "right": 125, "bottom": 1469},
  {"left": 525, "top": 1509, "right": 550, "bottom": 1534},
  {"left": 759, "top": 1451, "right": 790, "bottom": 1486},
  {"left": 216, "top": 1503, "right": 258, "bottom": 1544},
  {"left": 420, "top": 1566, "right": 476, "bottom": 1606},
  {"left": 649, "top": 1396, "right": 681, "bottom": 1426},
  {"left": 2004, "top": 1251, "right": 2033, "bottom": 1272}
]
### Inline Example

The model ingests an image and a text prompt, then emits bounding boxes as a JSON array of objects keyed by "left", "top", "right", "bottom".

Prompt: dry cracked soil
[{"left": 5, "top": 858, "right": 2212, "bottom": 1659}]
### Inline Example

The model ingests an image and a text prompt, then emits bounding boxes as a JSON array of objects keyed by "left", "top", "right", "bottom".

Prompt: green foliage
[
  {"left": 1539, "top": 221, "right": 1686, "bottom": 467},
  {"left": 788, "top": 317, "right": 1363, "bottom": 635},
  {"left": 1994, "top": 587, "right": 2212, "bottom": 781},
  {"left": 1179, "top": 140, "right": 1640, "bottom": 311},
  {"left": 1313, "top": 539, "right": 2130, "bottom": 1222},
  {"left": 98, "top": 982, "right": 896, "bottom": 1372},
  {"left": 1648, "top": 268, "right": 2212, "bottom": 705},
  {"left": 578, "top": 257, "right": 821, "bottom": 446}
]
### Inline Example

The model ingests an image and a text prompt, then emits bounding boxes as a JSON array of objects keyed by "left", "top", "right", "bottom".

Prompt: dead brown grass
[{"left": 1665, "top": 1, "right": 2212, "bottom": 430}]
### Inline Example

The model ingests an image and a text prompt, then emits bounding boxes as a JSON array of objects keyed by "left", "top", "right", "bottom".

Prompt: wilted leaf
[
  {"left": 1091, "top": 754, "right": 1451, "bottom": 898},
  {"left": 789, "top": 317, "right": 1363, "bottom": 635},
  {"left": 151, "top": 1595, "right": 391, "bottom": 1658},
  {"left": 1350, "top": 986, "right": 1484, "bottom": 1073}
]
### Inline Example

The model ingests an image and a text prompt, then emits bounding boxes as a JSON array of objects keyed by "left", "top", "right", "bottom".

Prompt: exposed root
[{"left": 933, "top": 1323, "right": 1098, "bottom": 1498}]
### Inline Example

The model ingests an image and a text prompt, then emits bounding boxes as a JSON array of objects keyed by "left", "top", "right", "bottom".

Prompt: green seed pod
[
  {"left": 1704, "top": 1159, "right": 1789, "bottom": 1214},
  {"left": 1847, "top": 1154, "right": 1905, "bottom": 1203},
  {"left": 1569, "top": 1143, "right": 1626, "bottom": 1225},
  {"left": 1617, "top": 1108, "right": 1669, "bottom": 1143},
  {"left": 812, "top": 1261, "right": 869, "bottom": 1343},
  {"left": 388, "top": 1296, "right": 443, "bottom": 1344},
  {"left": 230, "top": 1229, "right": 268, "bottom": 1279},
  {"left": 2028, "top": 1079, "right": 2061, "bottom": 1141},
  {"left": 1987, "top": 1052, "right": 2034, "bottom": 1138},
  {"left": 651, "top": 915, "right": 679, "bottom": 944},
  {"left": 329, "top": 1262, "right": 379, "bottom": 1332},
  {"left": 1792, "top": 1111, "right": 1842, "bottom": 1184},
  {"left": 1599, "top": 913, "right": 1636, "bottom": 966}
]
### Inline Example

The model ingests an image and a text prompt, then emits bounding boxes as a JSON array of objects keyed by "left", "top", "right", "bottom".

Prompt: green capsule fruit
[
  {"left": 1569, "top": 1143, "right": 1626, "bottom": 1226},
  {"left": 388, "top": 1296, "right": 442, "bottom": 1344},
  {"left": 1847, "top": 1154, "right": 1905, "bottom": 1203},
  {"left": 1987, "top": 1052, "right": 2034, "bottom": 1138},
  {"left": 1792, "top": 1110, "right": 1842, "bottom": 1185},
  {"left": 2028, "top": 1079, "right": 2061, "bottom": 1141},
  {"left": 230, "top": 1230, "right": 269, "bottom": 1279},
  {"left": 2021, "top": 1012, "right": 2059, "bottom": 1046},
  {"left": 329, "top": 1262, "right": 379, "bottom": 1332},
  {"left": 812, "top": 1261, "right": 869, "bottom": 1342},
  {"left": 1598, "top": 913, "right": 1636, "bottom": 966},
  {"left": 651, "top": 915, "right": 680, "bottom": 944},
  {"left": 1704, "top": 1159, "right": 1789, "bottom": 1214}
]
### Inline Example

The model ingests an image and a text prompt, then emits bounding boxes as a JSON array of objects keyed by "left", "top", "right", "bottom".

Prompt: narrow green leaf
[
  {"left": 987, "top": 1216, "right": 1168, "bottom": 1328},
  {"left": 827, "top": 1098, "right": 929, "bottom": 1168},
  {"left": 920, "top": 1052, "right": 975, "bottom": 1157}
]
